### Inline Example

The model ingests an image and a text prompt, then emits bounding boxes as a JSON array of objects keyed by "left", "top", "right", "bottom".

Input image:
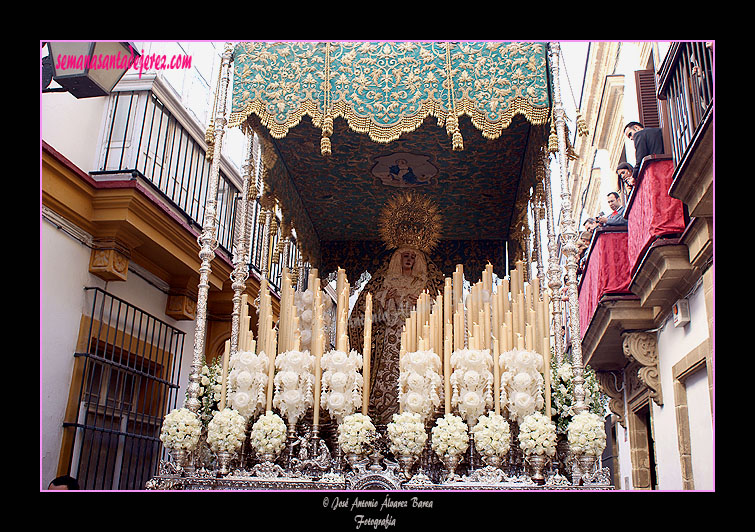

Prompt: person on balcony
[
  {"left": 616, "top": 162, "right": 635, "bottom": 194},
  {"left": 623, "top": 122, "right": 665, "bottom": 178},
  {"left": 583, "top": 217, "right": 599, "bottom": 234},
  {"left": 596, "top": 192, "right": 628, "bottom": 227}
]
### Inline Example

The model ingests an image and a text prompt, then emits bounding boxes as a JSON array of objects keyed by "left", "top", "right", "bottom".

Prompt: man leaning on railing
[{"left": 623, "top": 122, "right": 665, "bottom": 179}]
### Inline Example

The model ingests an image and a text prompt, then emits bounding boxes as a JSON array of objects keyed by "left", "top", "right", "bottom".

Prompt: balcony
[
  {"left": 658, "top": 41, "right": 713, "bottom": 278},
  {"left": 90, "top": 83, "right": 298, "bottom": 294},
  {"left": 578, "top": 228, "right": 655, "bottom": 371}
]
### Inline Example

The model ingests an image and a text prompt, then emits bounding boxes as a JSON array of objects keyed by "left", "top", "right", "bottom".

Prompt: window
[{"left": 60, "top": 288, "right": 185, "bottom": 490}]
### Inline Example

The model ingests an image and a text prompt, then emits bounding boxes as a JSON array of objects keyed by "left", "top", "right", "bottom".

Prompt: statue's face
[{"left": 401, "top": 250, "right": 416, "bottom": 271}]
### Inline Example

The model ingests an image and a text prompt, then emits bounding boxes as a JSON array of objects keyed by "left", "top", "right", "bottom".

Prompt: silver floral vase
[
  {"left": 481, "top": 452, "right": 503, "bottom": 469},
  {"left": 440, "top": 452, "right": 462, "bottom": 482},
  {"left": 216, "top": 450, "right": 233, "bottom": 476},
  {"left": 171, "top": 448, "right": 190, "bottom": 471},
  {"left": 576, "top": 454, "right": 597, "bottom": 484},
  {"left": 527, "top": 453, "right": 548, "bottom": 485},
  {"left": 344, "top": 451, "right": 365, "bottom": 470},
  {"left": 397, "top": 451, "right": 418, "bottom": 479},
  {"left": 261, "top": 451, "right": 278, "bottom": 463}
]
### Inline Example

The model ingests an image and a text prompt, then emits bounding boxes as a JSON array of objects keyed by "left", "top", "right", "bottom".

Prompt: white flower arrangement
[
  {"left": 471, "top": 412, "right": 511, "bottom": 458},
  {"left": 249, "top": 411, "right": 287, "bottom": 457},
  {"left": 550, "top": 358, "right": 607, "bottom": 434},
  {"left": 387, "top": 412, "right": 428, "bottom": 457},
  {"left": 338, "top": 413, "right": 377, "bottom": 455},
  {"left": 294, "top": 288, "right": 333, "bottom": 353},
  {"left": 228, "top": 349, "right": 270, "bottom": 420},
  {"left": 160, "top": 408, "right": 202, "bottom": 451},
  {"left": 398, "top": 350, "right": 442, "bottom": 422},
  {"left": 518, "top": 411, "right": 557, "bottom": 457},
  {"left": 567, "top": 411, "right": 607, "bottom": 457},
  {"left": 321, "top": 349, "right": 364, "bottom": 423},
  {"left": 191, "top": 361, "right": 224, "bottom": 426},
  {"left": 207, "top": 407, "right": 247, "bottom": 453},
  {"left": 431, "top": 413, "right": 469, "bottom": 457},
  {"left": 450, "top": 348, "right": 494, "bottom": 425},
  {"left": 273, "top": 349, "right": 315, "bottom": 426},
  {"left": 500, "top": 349, "right": 545, "bottom": 425}
]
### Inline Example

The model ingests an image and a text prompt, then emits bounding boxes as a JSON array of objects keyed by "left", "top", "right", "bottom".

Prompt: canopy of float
[{"left": 228, "top": 41, "right": 553, "bottom": 282}]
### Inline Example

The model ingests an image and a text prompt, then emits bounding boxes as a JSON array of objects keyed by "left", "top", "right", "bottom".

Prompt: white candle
[
  {"left": 493, "top": 336, "right": 500, "bottom": 415},
  {"left": 313, "top": 286, "right": 323, "bottom": 426},
  {"left": 444, "top": 331, "right": 451, "bottom": 414},
  {"left": 220, "top": 339, "right": 230, "bottom": 410},
  {"left": 362, "top": 292, "right": 372, "bottom": 415}
]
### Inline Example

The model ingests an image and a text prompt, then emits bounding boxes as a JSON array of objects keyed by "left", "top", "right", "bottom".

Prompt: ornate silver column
[
  {"left": 549, "top": 42, "right": 586, "bottom": 415},
  {"left": 229, "top": 132, "right": 258, "bottom": 357},
  {"left": 543, "top": 150, "right": 565, "bottom": 365},
  {"left": 185, "top": 43, "right": 234, "bottom": 414}
]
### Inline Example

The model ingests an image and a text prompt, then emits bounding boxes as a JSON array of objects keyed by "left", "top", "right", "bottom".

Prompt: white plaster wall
[
  {"left": 686, "top": 368, "right": 713, "bottom": 489},
  {"left": 41, "top": 91, "right": 107, "bottom": 173},
  {"left": 40, "top": 218, "right": 196, "bottom": 488},
  {"left": 653, "top": 281, "right": 710, "bottom": 490},
  {"left": 616, "top": 414, "right": 634, "bottom": 490},
  {"left": 41, "top": 219, "right": 104, "bottom": 487}
]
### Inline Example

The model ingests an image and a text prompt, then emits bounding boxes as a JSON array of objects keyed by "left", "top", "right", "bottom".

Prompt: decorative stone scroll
[{"left": 621, "top": 332, "right": 663, "bottom": 406}]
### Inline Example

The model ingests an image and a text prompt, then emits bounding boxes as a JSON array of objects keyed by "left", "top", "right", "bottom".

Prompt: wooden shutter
[{"left": 635, "top": 69, "right": 661, "bottom": 128}]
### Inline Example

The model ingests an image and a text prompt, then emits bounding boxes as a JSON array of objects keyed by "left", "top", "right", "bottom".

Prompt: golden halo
[{"left": 378, "top": 192, "right": 442, "bottom": 254}]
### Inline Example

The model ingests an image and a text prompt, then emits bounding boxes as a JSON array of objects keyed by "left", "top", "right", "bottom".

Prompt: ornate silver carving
[
  {"left": 549, "top": 42, "right": 586, "bottom": 413},
  {"left": 186, "top": 43, "right": 234, "bottom": 415}
]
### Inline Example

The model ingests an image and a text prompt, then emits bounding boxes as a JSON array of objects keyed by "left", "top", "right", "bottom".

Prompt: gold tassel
[
  {"left": 321, "top": 135, "right": 331, "bottom": 156},
  {"left": 548, "top": 122, "right": 558, "bottom": 154},
  {"left": 452, "top": 131, "right": 464, "bottom": 151}
]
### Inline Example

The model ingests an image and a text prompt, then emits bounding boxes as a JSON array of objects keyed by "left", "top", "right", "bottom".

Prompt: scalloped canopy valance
[
  {"left": 227, "top": 42, "right": 553, "bottom": 276},
  {"left": 229, "top": 41, "right": 551, "bottom": 146}
]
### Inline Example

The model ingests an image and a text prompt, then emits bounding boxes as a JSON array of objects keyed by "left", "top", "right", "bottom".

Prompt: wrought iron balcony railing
[
  {"left": 657, "top": 41, "right": 713, "bottom": 165},
  {"left": 93, "top": 88, "right": 299, "bottom": 291}
]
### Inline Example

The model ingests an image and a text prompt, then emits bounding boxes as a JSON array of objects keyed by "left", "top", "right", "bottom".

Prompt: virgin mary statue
[{"left": 348, "top": 193, "right": 445, "bottom": 426}]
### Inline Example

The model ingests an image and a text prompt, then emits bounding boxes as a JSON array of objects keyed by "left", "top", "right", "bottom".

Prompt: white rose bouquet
[
  {"left": 249, "top": 411, "right": 287, "bottom": 457},
  {"left": 500, "top": 349, "right": 545, "bottom": 425},
  {"left": 387, "top": 412, "right": 428, "bottom": 457},
  {"left": 273, "top": 350, "right": 315, "bottom": 426},
  {"left": 321, "top": 349, "right": 364, "bottom": 423},
  {"left": 431, "top": 413, "right": 469, "bottom": 457},
  {"left": 471, "top": 412, "right": 511, "bottom": 458},
  {"left": 160, "top": 408, "right": 202, "bottom": 451},
  {"left": 450, "top": 348, "right": 493, "bottom": 425},
  {"left": 398, "top": 350, "right": 442, "bottom": 422},
  {"left": 228, "top": 350, "right": 270, "bottom": 420},
  {"left": 551, "top": 358, "right": 607, "bottom": 434},
  {"left": 191, "top": 361, "right": 224, "bottom": 426},
  {"left": 207, "top": 407, "right": 247, "bottom": 453},
  {"left": 567, "top": 411, "right": 606, "bottom": 457},
  {"left": 338, "top": 413, "right": 377, "bottom": 455},
  {"left": 518, "top": 411, "right": 557, "bottom": 457}
]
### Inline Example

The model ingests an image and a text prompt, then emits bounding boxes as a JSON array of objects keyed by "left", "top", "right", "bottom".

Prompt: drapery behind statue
[{"left": 348, "top": 247, "right": 445, "bottom": 425}]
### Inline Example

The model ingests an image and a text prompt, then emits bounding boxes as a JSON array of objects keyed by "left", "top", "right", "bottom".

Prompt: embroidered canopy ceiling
[{"left": 228, "top": 41, "right": 553, "bottom": 280}]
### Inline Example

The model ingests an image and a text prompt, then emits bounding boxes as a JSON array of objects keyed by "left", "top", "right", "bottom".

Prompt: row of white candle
[
  {"left": 400, "top": 261, "right": 552, "bottom": 418},
  {"left": 217, "top": 266, "right": 374, "bottom": 426}
]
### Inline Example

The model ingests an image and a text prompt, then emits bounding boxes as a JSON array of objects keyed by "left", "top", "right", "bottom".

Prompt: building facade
[
  {"left": 41, "top": 42, "right": 303, "bottom": 489},
  {"left": 568, "top": 41, "right": 713, "bottom": 490}
]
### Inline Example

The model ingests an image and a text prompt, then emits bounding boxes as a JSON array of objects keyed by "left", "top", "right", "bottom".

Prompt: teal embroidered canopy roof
[
  {"left": 229, "top": 41, "right": 551, "bottom": 146},
  {"left": 226, "top": 42, "right": 553, "bottom": 276}
]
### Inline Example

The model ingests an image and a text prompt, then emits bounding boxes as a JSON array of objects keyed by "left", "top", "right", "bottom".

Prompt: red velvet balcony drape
[
  {"left": 626, "top": 158, "right": 686, "bottom": 274},
  {"left": 578, "top": 230, "right": 632, "bottom": 338}
]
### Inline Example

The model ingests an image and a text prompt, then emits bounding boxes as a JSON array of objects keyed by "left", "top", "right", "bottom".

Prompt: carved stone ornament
[
  {"left": 622, "top": 332, "right": 663, "bottom": 406},
  {"left": 596, "top": 371, "right": 626, "bottom": 427}
]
